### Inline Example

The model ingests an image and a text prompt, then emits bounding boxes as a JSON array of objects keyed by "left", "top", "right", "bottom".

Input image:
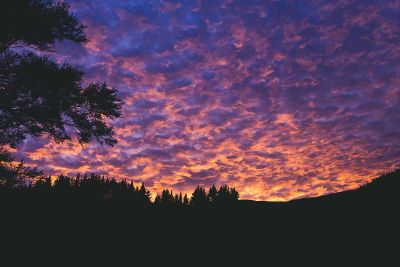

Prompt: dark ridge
[{"left": 239, "top": 169, "right": 400, "bottom": 208}]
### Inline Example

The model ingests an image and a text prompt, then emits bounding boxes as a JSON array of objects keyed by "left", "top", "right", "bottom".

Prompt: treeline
[
  {"left": 0, "top": 173, "right": 239, "bottom": 208},
  {"left": 154, "top": 184, "right": 239, "bottom": 207}
]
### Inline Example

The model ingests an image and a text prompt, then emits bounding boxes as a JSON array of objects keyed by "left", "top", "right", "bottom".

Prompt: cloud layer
[{"left": 16, "top": 0, "right": 400, "bottom": 200}]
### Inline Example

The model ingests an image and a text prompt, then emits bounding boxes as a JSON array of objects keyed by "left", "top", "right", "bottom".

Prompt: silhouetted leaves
[
  {"left": 0, "top": 0, "right": 87, "bottom": 53},
  {"left": 0, "top": 0, "right": 122, "bottom": 149},
  {"left": 191, "top": 185, "right": 208, "bottom": 207},
  {"left": 0, "top": 149, "right": 43, "bottom": 187},
  {"left": 0, "top": 50, "right": 123, "bottom": 148},
  {"left": 0, "top": 0, "right": 123, "bottom": 186},
  {"left": 208, "top": 185, "right": 218, "bottom": 204}
]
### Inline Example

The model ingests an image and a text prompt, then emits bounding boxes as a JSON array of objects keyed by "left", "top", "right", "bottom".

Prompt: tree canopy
[
  {"left": 0, "top": 0, "right": 123, "bottom": 148},
  {"left": 0, "top": 0, "right": 87, "bottom": 53},
  {"left": 0, "top": 0, "right": 123, "bottom": 185}
]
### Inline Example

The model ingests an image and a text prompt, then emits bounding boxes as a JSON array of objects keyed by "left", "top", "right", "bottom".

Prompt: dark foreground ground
[{"left": 1, "top": 170, "right": 399, "bottom": 263}]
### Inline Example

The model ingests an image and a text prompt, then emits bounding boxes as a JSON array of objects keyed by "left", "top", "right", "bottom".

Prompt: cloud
[
  {"left": 132, "top": 99, "right": 165, "bottom": 110},
  {"left": 128, "top": 114, "right": 166, "bottom": 127},
  {"left": 204, "top": 108, "right": 238, "bottom": 126},
  {"left": 16, "top": 0, "right": 400, "bottom": 201}
]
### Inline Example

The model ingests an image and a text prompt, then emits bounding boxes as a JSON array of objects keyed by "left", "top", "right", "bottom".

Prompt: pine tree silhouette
[
  {"left": 138, "top": 182, "right": 151, "bottom": 206},
  {"left": 191, "top": 186, "right": 208, "bottom": 207},
  {"left": 208, "top": 185, "right": 218, "bottom": 204}
]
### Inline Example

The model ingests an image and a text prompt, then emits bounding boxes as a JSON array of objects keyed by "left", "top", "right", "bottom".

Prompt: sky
[{"left": 14, "top": 0, "right": 400, "bottom": 201}]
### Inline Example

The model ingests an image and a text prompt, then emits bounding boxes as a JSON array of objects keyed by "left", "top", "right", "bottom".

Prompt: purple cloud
[{"left": 14, "top": 0, "right": 400, "bottom": 201}]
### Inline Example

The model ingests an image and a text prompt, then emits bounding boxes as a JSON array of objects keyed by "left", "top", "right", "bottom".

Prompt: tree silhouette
[
  {"left": 154, "top": 194, "right": 161, "bottom": 206},
  {"left": 153, "top": 189, "right": 189, "bottom": 208},
  {"left": 160, "top": 189, "right": 174, "bottom": 207},
  {"left": 178, "top": 193, "right": 183, "bottom": 207},
  {"left": 138, "top": 182, "right": 152, "bottom": 205},
  {"left": 0, "top": 148, "right": 43, "bottom": 187},
  {"left": 215, "top": 185, "right": 239, "bottom": 205},
  {"left": 0, "top": 0, "right": 123, "bottom": 185},
  {"left": 190, "top": 186, "right": 208, "bottom": 207},
  {"left": 0, "top": 48, "right": 123, "bottom": 148},
  {"left": 41, "top": 173, "right": 156, "bottom": 205},
  {"left": 229, "top": 187, "right": 240, "bottom": 202},
  {"left": 0, "top": 0, "right": 122, "bottom": 147},
  {"left": 53, "top": 174, "right": 73, "bottom": 200},
  {"left": 208, "top": 185, "right": 218, "bottom": 204},
  {"left": 35, "top": 176, "right": 52, "bottom": 191},
  {"left": 183, "top": 194, "right": 190, "bottom": 207},
  {"left": 0, "top": 0, "right": 87, "bottom": 53}
]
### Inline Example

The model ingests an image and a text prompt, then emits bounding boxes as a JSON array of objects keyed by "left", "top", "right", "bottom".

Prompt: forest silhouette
[
  {"left": 0, "top": 168, "right": 398, "bottom": 211},
  {"left": 0, "top": 172, "right": 241, "bottom": 208}
]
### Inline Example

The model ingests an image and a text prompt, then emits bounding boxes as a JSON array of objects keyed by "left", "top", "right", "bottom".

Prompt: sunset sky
[{"left": 13, "top": 0, "right": 399, "bottom": 201}]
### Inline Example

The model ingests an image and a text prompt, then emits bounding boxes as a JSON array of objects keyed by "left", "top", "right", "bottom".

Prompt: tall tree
[
  {"left": 0, "top": 0, "right": 123, "bottom": 148},
  {"left": 178, "top": 192, "right": 183, "bottom": 206},
  {"left": 208, "top": 185, "right": 218, "bottom": 204},
  {"left": 216, "top": 185, "right": 240, "bottom": 205},
  {"left": 183, "top": 194, "right": 189, "bottom": 207},
  {"left": 190, "top": 186, "right": 208, "bottom": 207},
  {"left": 154, "top": 194, "right": 161, "bottom": 206},
  {"left": 138, "top": 182, "right": 151, "bottom": 205},
  {"left": 229, "top": 187, "right": 240, "bottom": 202},
  {"left": 160, "top": 189, "right": 174, "bottom": 207},
  {"left": 0, "top": 0, "right": 122, "bottom": 184}
]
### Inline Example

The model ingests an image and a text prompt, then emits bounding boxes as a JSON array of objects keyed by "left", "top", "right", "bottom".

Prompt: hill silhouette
[{"left": 239, "top": 169, "right": 400, "bottom": 209}]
